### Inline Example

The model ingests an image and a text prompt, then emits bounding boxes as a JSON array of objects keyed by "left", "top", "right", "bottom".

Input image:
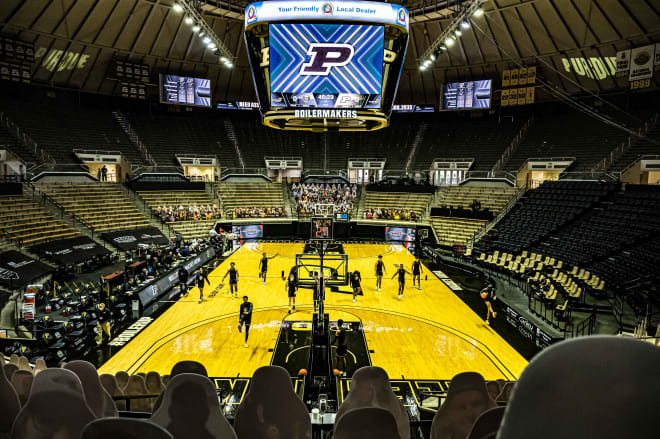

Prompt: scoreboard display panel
[
  {"left": 269, "top": 23, "right": 384, "bottom": 110},
  {"left": 441, "top": 80, "right": 492, "bottom": 111},
  {"left": 159, "top": 74, "right": 211, "bottom": 107},
  {"left": 244, "top": 0, "right": 409, "bottom": 132}
]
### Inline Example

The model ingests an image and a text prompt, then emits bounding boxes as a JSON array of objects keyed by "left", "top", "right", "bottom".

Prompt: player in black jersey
[
  {"left": 412, "top": 257, "right": 423, "bottom": 290},
  {"left": 196, "top": 267, "right": 210, "bottom": 304},
  {"left": 375, "top": 255, "right": 386, "bottom": 292},
  {"left": 222, "top": 262, "right": 239, "bottom": 298},
  {"left": 238, "top": 296, "right": 253, "bottom": 347},
  {"left": 285, "top": 272, "right": 297, "bottom": 313},
  {"left": 258, "top": 252, "right": 278, "bottom": 285},
  {"left": 332, "top": 319, "right": 348, "bottom": 376},
  {"left": 392, "top": 264, "right": 411, "bottom": 300},
  {"left": 480, "top": 285, "right": 497, "bottom": 324},
  {"left": 350, "top": 270, "right": 362, "bottom": 303}
]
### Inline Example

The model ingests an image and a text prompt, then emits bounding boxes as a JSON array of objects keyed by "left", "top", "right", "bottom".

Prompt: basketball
[
  {"left": 298, "top": 369, "right": 308, "bottom": 376},
  {"left": 481, "top": 292, "right": 488, "bottom": 299},
  {"left": 333, "top": 369, "right": 341, "bottom": 376}
]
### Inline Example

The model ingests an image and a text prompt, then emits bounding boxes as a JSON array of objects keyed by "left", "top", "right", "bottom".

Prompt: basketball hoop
[{"left": 315, "top": 203, "right": 335, "bottom": 218}]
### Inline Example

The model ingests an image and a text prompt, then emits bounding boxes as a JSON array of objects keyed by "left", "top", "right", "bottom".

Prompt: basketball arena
[{"left": 0, "top": 0, "right": 659, "bottom": 438}]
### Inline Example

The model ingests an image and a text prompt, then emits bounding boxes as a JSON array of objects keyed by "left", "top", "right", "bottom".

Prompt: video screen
[
  {"left": 385, "top": 227, "right": 416, "bottom": 242},
  {"left": 441, "top": 80, "right": 492, "bottom": 110},
  {"left": 232, "top": 224, "right": 263, "bottom": 246},
  {"left": 269, "top": 23, "right": 384, "bottom": 109},
  {"left": 159, "top": 74, "right": 211, "bottom": 107}
]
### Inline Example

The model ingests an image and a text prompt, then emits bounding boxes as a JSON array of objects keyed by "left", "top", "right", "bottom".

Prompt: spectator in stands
[
  {"left": 96, "top": 302, "right": 111, "bottom": 346},
  {"left": 364, "top": 208, "right": 418, "bottom": 221},
  {"left": 293, "top": 183, "right": 356, "bottom": 216},
  {"left": 155, "top": 204, "right": 221, "bottom": 223},
  {"left": 231, "top": 206, "right": 285, "bottom": 218},
  {"left": 101, "top": 165, "right": 108, "bottom": 181}
]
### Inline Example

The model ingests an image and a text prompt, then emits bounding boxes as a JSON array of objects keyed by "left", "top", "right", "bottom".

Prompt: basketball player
[
  {"left": 196, "top": 267, "right": 210, "bottom": 304},
  {"left": 481, "top": 285, "right": 497, "bottom": 324},
  {"left": 392, "top": 264, "right": 411, "bottom": 300},
  {"left": 238, "top": 295, "right": 253, "bottom": 348},
  {"left": 258, "top": 252, "right": 278, "bottom": 285},
  {"left": 333, "top": 319, "right": 348, "bottom": 376},
  {"left": 350, "top": 270, "right": 362, "bottom": 303},
  {"left": 375, "top": 255, "right": 386, "bottom": 292},
  {"left": 412, "top": 257, "right": 423, "bottom": 290},
  {"left": 222, "top": 262, "right": 239, "bottom": 298},
  {"left": 285, "top": 272, "right": 297, "bottom": 313}
]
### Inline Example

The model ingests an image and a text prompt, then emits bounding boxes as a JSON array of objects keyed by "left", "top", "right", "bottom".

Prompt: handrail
[
  {"left": 491, "top": 115, "right": 533, "bottom": 172},
  {"left": 0, "top": 112, "right": 55, "bottom": 166},
  {"left": 592, "top": 112, "right": 658, "bottom": 173},
  {"left": 469, "top": 183, "right": 527, "bottom": 246}
]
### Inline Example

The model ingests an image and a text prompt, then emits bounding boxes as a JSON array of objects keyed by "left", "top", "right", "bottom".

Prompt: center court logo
[{"left": 323, "top": 3, "right": 333, "bottom": 14}]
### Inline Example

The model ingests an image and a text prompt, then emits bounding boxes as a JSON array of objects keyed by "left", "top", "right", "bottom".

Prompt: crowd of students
[
  {"left": 293, "top": 183, "right": 356, "bottom": 215},
  {"left": 364, "top": 208, "right": 419, "bottom": 221},
  {"left": 230, "top": 206, "right": 286, "bottom": 218},
  {"left": 153, "top": 205, "right": 222, "bottom": 222}
]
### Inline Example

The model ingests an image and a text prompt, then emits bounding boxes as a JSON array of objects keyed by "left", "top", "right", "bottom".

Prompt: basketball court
[{"left": 100, "top": 242, "right": 527, "bottom": 381}]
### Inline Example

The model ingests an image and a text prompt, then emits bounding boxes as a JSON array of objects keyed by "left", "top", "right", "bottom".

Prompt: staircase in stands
[
  {"left": 404, "top": 121, "right": 428, "bottom": 173},
  {"left": 112, "top": 110, "right": 155, "bottom": 167},
  {"left": 223, "top": 119, "right": 245, "bottom": 169}
]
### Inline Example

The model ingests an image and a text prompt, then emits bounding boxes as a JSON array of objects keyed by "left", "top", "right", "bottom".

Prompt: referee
[{"left": 238, "top": 296, "right": 253, "bottom": 348}]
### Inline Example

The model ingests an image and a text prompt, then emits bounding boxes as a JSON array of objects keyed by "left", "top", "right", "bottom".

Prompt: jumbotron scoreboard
[{"left": 244, "top": 0, "right": 409, "bottom": 131}]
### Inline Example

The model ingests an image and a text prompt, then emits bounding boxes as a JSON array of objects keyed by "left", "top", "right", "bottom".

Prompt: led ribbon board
[{"left": 245, "top": 0, "right": 409, "bottom": 32}]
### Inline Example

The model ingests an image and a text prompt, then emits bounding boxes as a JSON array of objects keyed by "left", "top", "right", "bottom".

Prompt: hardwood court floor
[{"left": 100, "top": 243, "right": 528, "bottom": 380}]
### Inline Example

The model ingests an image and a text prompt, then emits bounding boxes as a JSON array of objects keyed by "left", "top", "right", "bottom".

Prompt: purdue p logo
[{"left": 300, "top": 43, "right": 354, "bottom": 76}]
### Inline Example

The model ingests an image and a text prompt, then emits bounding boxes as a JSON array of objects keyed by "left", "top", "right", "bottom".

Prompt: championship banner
[
  {"left": 629, "top": 45, "right": 655, "bottom": 81},
  {"left": 527, "top": 66, "right": 536, "bottom": 84},
  {"left": 30, "top": 236, "right": 110, "bottom": 265},
  {"left": 655, "top": 43, "right": 660, "bottom": 70},
  {"left": 0, "top": 251, "right": 53, "bottom": 289},
  {"left": 101, "top": 226, "right": 170, "bottom": 251},
  {"left": 517, "top": 88, "right": 526, "bottom": 105},
  {"left": 501, "top": 89, "right": 509, "bottom": 106},
  {"left": 615, "top": 49, "right": 631, "bottom": 77},
  {"left": 510, "top": 68, "right": 519, "bottom": 86},
  {"left": 502, "top": 69, "right": 510, "bottom": 87},
  {"left": 518, "top": 67, "right": 527, "bottom": 85},
  {"left": 526, "top": 86, "right": 535, "bottom": 104}
]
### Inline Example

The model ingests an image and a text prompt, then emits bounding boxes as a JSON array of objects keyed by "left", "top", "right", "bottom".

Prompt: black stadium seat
[
  {"left": 81, "top": 418, "right": 174, "bottom": 439},
  {"left": 497, "top": 336, "right": 660, "bottom": 439}
]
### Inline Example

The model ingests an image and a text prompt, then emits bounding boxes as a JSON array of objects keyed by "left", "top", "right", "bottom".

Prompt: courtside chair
[
  {"left": 151, "top": 373, "right": 237, "bottom": 439},
  {"left": 431, "top": 372, "right": 496, "bottom": 439},
  {"left": 124, "top": 374, "right": 152, "bottom": 412},
  {"left": 467, "top": 406, "right": 506, "bottom": 439},
  {"left": 9, "top": 370, "right": 33, "bottom": 407},
  {"left": 334, "top": 366, "right": 410, "bottom": 439},
  {"left": 115, "top": 370, "right": 129, "bottom": 390},
  {"left": 496, "top": 336, "right": 660, "bottom": 439},
  {"left": 10, "top": 368, "right": 96, "bottom": 439},
  {"left": 152, "top": 360, "right": 210, "bottom": 413},
  {"left": 82, "top": 418, "right": 173, "bottom": 439},
  {"left": 233, "top": 365, "right": 312, "bottom": 439},
  {"left": 333, "top": 407, "right": 402, "bottom": 439},
  {"left": 99, "top": 373, "right": 126, "bottom": 411},
  {"left": 64, "top": 360, "right": 118, "bottom": 418},
  {"left": 0, "top": 363, "right": 20, "bottom": 438}
]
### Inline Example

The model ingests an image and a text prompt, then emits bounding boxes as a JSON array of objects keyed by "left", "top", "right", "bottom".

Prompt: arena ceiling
[{"left": 1, "top": 0, "right": 659, "bottom": 104}]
